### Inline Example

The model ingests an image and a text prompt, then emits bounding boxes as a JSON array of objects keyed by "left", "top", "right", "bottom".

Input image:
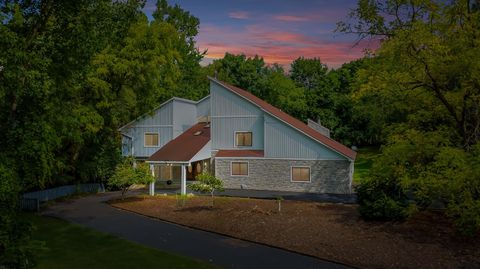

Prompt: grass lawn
[
  {"left": 353, "top": 146, "right": 380, "bottom": 185},
  {"left": 26, "top": 214, "right": 218, "bottom": 269}
]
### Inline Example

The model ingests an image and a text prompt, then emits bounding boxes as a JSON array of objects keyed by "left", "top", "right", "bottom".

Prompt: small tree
[
  {"left": 188, "top": 172, "right": 224, "bottom": 207},
  {"left": 108, "top": 157, "right": 154, "bottom": 199},
  {"left": 276, "top": 196, "right": 284, "bottom": 213}
]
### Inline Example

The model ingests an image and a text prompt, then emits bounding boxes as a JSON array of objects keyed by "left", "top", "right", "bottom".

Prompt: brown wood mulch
[{"left": 109, "top": 195, "right": 480, "bottom": 269}]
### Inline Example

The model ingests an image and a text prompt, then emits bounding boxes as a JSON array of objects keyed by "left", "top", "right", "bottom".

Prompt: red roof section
[
  {"left": 216, "top": 150, "right": 264, "bottom": 158},
  {"left": 211, "top": 78, "right": 357, "bottom": 160},
  {"left": 147, "top": 123, "right": 210, "bottom": 162}
]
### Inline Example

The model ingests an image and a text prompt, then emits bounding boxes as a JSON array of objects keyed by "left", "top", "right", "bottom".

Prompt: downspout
[{"left": 349, "top": 160, "right": 355, "bottom": 194}]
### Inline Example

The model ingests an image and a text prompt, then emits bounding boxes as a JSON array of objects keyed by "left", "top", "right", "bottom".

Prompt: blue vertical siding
[
  {"left": 211, "top": 82, "right": 262, "bottom": 116},
  {"left": 210, "top": 81, "right": 264, "bottom": 150},
  {"left": 211, "top": 117, "right": 264, "bottom": 149},
  {"left": 121, "top": 100, "right": 173, "bottom": 158},
  {"left": 196, "top": 96, "right": 210, "bottom": 118},
  {"left": 121, "top": 136, "right": 132, "bottom": 155},
  {"left": 264, "top": 114, "right": 346, "bottom": 160},
  {"left": 135, "top": 101, "right": 173, "bottom": 126},
  {"left": 172, "top": 100, "right": 197, "bottom": 138}
]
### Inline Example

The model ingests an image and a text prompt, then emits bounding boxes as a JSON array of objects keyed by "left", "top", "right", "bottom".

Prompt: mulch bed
[{"left": 109, "top": 195, "right": 480, "bottom": 269}]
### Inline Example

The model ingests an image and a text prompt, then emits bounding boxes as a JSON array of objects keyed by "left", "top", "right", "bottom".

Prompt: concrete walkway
[{"left": 42, "top": 192, "right": 353, "bottom": 269}]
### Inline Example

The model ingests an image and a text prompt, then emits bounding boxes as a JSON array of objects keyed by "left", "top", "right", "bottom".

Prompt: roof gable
[
  {"left": 210, "top": 81, "right": 262, "bottom": 116},
  {"left": 118, "top": 96, "right": 210, "bottom": 132},
  {"left": 208, "top": 77, "right": 357, "bottom": 160}
]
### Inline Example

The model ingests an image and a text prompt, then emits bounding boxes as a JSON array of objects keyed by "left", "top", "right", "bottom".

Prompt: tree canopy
[
  {"left": 340, "top": 0, "right": 480, "bottom": 234},
  {"left": 0, "top": 0, "right": 206, "bottom": 266}
]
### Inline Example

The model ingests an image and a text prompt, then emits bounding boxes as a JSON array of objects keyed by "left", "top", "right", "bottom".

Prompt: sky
[{"left": 144, "top": 0, "right": 376, "bottom": 69}]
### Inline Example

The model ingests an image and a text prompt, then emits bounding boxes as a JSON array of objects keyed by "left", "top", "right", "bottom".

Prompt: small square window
[
  {"left": 145, "top": 133, "right": 159, "bottom": 147},
  {"left": 291, "top": 167, "right": 310, "bottom": 182},
  {"left": 231, "top": 162, "right": 248, "bottom": 176},
  {"left": 235, "top": 132, "right": 252, "bottom": 147}
]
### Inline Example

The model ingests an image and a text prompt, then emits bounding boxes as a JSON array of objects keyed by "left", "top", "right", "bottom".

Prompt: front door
[{"left": 186, "top": 159, "right": 210, "bottom": 180}]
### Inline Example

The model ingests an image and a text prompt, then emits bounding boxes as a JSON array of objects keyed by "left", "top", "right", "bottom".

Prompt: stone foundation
[{"left": 214, "top": 158, "right": 352, "bottom": 194}]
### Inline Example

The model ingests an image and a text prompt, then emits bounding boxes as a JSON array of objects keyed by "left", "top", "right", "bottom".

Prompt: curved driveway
[{"left": 42, "top": 192, "right": 353, "bottom": 269}]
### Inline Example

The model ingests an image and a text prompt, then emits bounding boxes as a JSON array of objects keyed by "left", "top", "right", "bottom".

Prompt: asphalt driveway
[{"left": 42, "top": 192, "right": 353, "bottom": 269}]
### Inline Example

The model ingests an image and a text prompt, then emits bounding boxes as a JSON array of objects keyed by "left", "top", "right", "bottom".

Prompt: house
[{"left": 119, "top": 77, "right": 357, "bottom": 195}]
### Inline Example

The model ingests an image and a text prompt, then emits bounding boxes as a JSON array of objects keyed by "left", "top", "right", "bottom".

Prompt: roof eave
[
  {"left": 117, "top": 97, "right": 176, "bottom": 131},
  {"left": 145, "top": 160, "right": 190, "bottom": 164}
]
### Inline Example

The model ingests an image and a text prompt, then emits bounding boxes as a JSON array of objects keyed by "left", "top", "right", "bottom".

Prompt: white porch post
[
  {"left": 181, "top": 164, "right": 186, "bottom": 195},
  {"left": 149, "top": 164, "right": 155, "bottom": 196}
]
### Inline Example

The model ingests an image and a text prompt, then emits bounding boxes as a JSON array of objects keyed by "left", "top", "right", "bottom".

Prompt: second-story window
[
  {"left": 235, "top": 131, "right": 252, "bottom": 147},
  {"left": 144, "top": 133, "right": 159, "bottom": 147}
]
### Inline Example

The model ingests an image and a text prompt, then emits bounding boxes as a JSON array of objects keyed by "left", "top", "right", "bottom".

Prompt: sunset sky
[{"left": 144, "top": 0, "right": 374, "bottom": 69}]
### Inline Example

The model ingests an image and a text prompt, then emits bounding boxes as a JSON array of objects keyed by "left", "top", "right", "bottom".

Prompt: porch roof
[{"left": 146, "top": 122, "right": 210, "bottom": 163}]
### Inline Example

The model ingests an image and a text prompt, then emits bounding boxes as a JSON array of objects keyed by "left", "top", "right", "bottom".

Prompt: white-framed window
[
  {"left": 234, "top": 131, "right": 252, "bottom": 147},
  {"left": 291, "top": 166, "right": 311, "bottom": 182},
  {"left": 231, "top": 161, "right": 249, "bottom": 176},
  {"left": 144, "top": 132, "right": 159, "bottom": 147}
]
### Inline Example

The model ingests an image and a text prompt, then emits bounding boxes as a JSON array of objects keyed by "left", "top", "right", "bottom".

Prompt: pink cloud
[
  {"left": 228, "top": 11, "right": 250, "bottom": 19},
  {"left": 273, "top": 15, "right": 309, "bottom": 22},
  {"left": 271, "top": 9, "right": 350, "bottom": 24},
  {"left": 197, "top": 24, "right": 378, "bottom": 68}
]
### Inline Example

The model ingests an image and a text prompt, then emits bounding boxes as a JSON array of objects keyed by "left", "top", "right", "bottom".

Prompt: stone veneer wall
[{"left": 214, "top": 158, "right": 352, "bottom": 194}]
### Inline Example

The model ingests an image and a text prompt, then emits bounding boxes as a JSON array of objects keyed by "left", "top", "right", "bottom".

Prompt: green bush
[
  {"left": 447, "top": 197, "right": 480, "bottom": 236},
  {"left": 0, "top": 160, "right": 42, "bottom": 268},
  {"left": 357, "top": 176, "right": 409, "bottom": 220},
  {"left": 357, "top": 133, "right": 480, "bottom": 235},
  {"left": 188, "top": 172, "right": 224, "bottom": 207},
  {"left": 108, "top": 157, "right": 154, "bottom": 199}
]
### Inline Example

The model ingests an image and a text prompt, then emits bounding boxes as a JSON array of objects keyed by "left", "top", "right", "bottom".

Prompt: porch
[
  {"left": 145, "top": 122, "right": 211, "bottom": 195},
  {"left": 148, "top": 158, "right": 212, "bottom": 195}
]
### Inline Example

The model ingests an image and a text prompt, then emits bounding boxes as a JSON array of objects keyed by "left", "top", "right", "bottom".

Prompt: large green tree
[
  {"left": 207, "top": 53, "right": 307, "bottom": 120},
  {"left": 341, "top": 0, "right": 480, "bottom": 234},
  {"left": 289, "top": 57, "right": 377, "bottom": 146},
  {"left": 1, "top": 0, "right": 206, "bottom": 265},
  {"left": 152, "top": 0, "right": 208, "bottom": 100},
  {"left": 1, "top": 1, "right": 145, "bottom": 266},
  {"left": 0, "top": 0, "right": 144, "bottom": 190}
]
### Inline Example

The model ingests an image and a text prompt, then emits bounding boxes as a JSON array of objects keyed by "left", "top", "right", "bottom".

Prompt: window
[
  {"left": 291, "top": 167, "right": 310, "bottom": 182},
  {"left": 156, "top": 165, "right": 181, "bottom": 180},
  {"left": 231, "top": 162, "right": 248, "bottom": 176},
  {"left": 235, "top": 132, "right": 252, "bottom": 147},
  {"left": 144, "top": 133, "right": 159, "bottom": 147}
]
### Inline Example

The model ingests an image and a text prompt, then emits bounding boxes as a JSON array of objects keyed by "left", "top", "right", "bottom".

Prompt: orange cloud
[{"left": 202, "top": 43, "right": 366, "bottom": 68}]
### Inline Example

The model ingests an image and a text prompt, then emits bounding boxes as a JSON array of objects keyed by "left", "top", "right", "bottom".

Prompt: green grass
[
  {"left": 353, "top": 147, "right": 380, "bottom": 185},
  {"left": 26, "top": 214, "right": 218, "bottom": 269}
]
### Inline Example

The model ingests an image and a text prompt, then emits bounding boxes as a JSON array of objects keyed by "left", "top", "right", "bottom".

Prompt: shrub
[
  {"left": 0, "top": 160, "right": 42, "bottom": 268},
  {"left": 108, "top": 157, "right": 154, "bottom": 199},
  {"left": 357, "top": 176, "right": 410, "bottom": 220},
  {"left": 357, "top": 134, "right": 480, "bottom": 235},
  {"left": 447, "top": 197, "right": 480, "bottom": 236},
  {"left": 188, "top": 172, "right": 224, "bottom": 206}
]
